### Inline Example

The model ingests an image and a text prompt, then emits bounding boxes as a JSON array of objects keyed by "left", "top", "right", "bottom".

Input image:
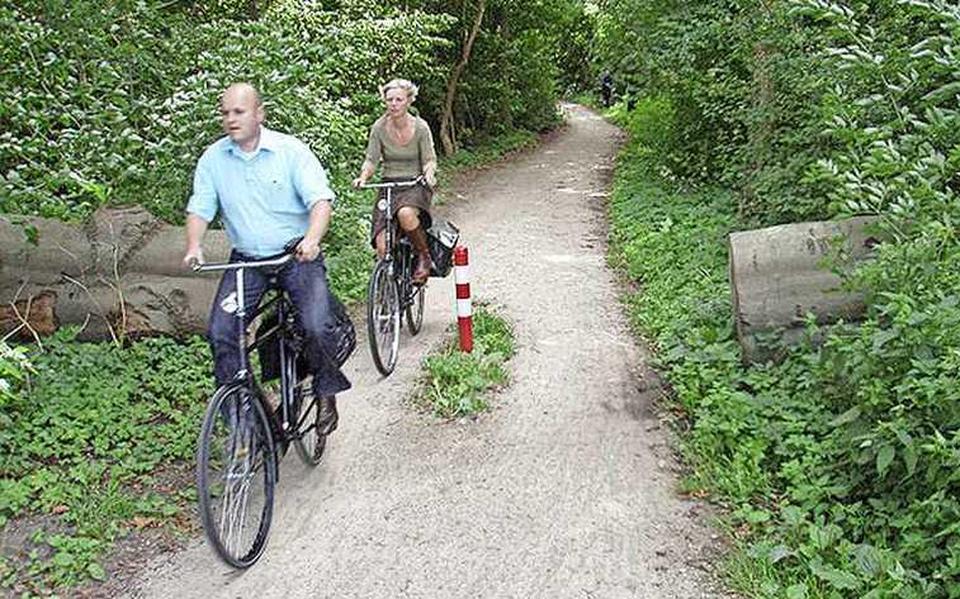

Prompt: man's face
[{"left": 220, "top": 88, "right": 264, "bottom": 149}]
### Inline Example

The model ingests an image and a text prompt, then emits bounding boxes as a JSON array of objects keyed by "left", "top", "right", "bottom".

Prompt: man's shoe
[{"left": 316, "top": 394, "right": 338, "bottom": 435}]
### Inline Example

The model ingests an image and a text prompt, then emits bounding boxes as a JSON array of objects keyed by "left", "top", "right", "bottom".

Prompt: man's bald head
[
  {"left": 222, "top": 82, "right": 263, "bottom": 108},
  {"left": 220, "top": 82, "right": 265, "bottom": 151}
]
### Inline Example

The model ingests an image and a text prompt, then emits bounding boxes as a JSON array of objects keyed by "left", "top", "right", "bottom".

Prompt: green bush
[
  {"left": 0, "top": 332, "right": 211, "bottom": 591},
  {"left": 610, "top": 84, "right": 960, "bottom": 597}
]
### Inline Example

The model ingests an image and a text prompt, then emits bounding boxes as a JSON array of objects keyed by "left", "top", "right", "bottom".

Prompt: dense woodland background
[{"left": 1, "top": 0, "right": 959, "bottom": 596}]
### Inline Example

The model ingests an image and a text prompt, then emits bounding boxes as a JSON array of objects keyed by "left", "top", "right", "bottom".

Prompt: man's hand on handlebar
[
  {"left": 295, "top": 237, "right": 321, "bottom": 263},
  {"left": 184, "top": 247, "right": 205, "bottom": 270}
]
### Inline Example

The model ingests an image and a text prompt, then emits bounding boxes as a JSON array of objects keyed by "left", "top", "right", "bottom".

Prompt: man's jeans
[{"left": 207, "top": 250, "right": 351, "bottom": 397}]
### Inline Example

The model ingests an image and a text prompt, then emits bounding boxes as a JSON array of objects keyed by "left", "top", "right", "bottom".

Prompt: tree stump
[{"left": 729, "top": 216, "right": 880, "bottom": 363}]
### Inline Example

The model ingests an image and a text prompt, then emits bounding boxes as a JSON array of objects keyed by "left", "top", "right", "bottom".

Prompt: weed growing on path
[{"left": 416, "top": 304, "right": 515, "bottom": 419}]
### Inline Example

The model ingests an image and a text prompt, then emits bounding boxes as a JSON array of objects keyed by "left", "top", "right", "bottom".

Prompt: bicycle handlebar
[
  {"left": 357, "top": 175, "right": 425, "bottom": 190},
  {"left": 189, "top": 252, "right": 294, "bottom": 273}
]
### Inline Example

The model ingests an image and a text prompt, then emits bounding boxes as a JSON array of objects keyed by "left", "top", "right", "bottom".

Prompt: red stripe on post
[
  {"left": 453, "top": 245, "right": 472, "bottom": 352},
  {"left": 457, "top": 317, "right": 473, "bottom": 353},
  {"left": 454, "top": 246, "right": 469, "bottom": 266}
]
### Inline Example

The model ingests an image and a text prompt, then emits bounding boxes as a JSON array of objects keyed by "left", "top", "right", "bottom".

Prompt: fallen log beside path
[
  {"left": 729, "top": 216, "right": 879, "bottom": 363},
  {"left": 0, "top": 207, "right": 229, "bottom": 342}
]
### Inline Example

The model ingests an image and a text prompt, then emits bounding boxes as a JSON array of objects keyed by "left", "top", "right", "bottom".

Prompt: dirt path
[{"left": 125, "top": 105, "right": 730, "bottom": 599}]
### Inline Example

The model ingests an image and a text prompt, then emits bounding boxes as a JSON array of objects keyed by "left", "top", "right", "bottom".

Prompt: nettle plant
[{"left": 796, "top": 0, "right": 960, "bottom": 230}]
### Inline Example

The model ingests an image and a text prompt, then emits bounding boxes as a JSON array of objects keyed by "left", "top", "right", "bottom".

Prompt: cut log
[
  {"left": 729, "top": 216, "right": 880, "bottom": 363},
  {"left": 0, "top": 207, "right": 229, "bottom": 342}
]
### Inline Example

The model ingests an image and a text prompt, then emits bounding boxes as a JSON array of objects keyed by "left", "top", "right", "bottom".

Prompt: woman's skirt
[{"left": 370, "top": 179, "right": 433, "bottom": 247}]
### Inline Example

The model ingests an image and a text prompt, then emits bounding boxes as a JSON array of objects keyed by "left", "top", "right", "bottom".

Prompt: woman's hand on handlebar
[{"left": 352, "top": 176, "right": 366, "bottom": 188}]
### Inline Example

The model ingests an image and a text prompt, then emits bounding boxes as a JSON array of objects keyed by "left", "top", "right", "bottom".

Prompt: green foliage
[
  {"left": 0, "top": 0, "right": 582, "bottom": 225},
  {"left": 596, "top": 0, "right": 960, "bottom": 228},
  {"left": 0, "top": 342, "right": 33, "bottom": 414},
  {"left": 418, "top": 304, "right": 515, "bottom": 418},
  {"left": 610, "top": 84, "right": 960, "bottom": 597},
  {"left": 401, "top": 0, "right": 585, "bottom": 142},
  {"left": 0, "top": 333, "right": 212, "bottom": 592}
]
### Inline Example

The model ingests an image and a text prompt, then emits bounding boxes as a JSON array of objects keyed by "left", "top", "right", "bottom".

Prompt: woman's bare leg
[
  {"left": 397, "top": 207, "right": 431, "bottom": 284},
  {"left": 375, "top": 230, "right": 387, "bottom": 259}
]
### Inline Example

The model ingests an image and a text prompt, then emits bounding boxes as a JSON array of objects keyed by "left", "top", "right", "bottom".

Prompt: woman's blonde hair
[{"left": 380, "top": 78, "right": 419, "bottom": 102}]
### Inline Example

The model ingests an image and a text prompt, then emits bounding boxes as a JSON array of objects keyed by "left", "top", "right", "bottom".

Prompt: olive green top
[{"left": 364, "top": 115, "right": 437, "bottom": 179}]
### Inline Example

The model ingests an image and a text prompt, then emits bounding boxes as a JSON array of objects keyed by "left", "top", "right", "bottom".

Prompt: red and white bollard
[{"left": 454, "top": 245, "right": 473, "bottom": 353}]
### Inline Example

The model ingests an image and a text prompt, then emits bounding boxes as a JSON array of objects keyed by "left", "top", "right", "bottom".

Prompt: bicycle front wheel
[
  {"left": 197, "top": 384, "right": 276, "bottom": 569},
  {"left": 367, "top": 259, "right": 401, "bottom": 376}
]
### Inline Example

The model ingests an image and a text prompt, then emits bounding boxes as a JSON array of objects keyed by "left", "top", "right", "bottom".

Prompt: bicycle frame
[
  {"left": 192, "top": 254, "right": 315, "bottom": 440},
  {"left": 359, "top": 176, "right": 425, "bottom": 277}
]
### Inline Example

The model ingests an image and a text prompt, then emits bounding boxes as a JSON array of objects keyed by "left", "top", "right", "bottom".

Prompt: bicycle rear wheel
[
  {"left": 197, "top": 384, "right": 276, "bottom": 568},
  {"left": 405, "top": 284, "right": 425, "bottom": 335},
  {"left": 367, "top": 259, "right": 401, "bottom": 375},
  {"left": 293, "top": 385, "right": 326, "bottom": 466}
]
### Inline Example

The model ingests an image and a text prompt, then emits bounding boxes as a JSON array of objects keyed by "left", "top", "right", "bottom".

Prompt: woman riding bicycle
[{"left": 352, "top": 78, "right": 438, "bottom": 285}]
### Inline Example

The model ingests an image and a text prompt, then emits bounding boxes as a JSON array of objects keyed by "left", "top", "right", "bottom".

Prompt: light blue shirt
[{"left": 187, "top": 127, "right": 336, "bottom": 257}]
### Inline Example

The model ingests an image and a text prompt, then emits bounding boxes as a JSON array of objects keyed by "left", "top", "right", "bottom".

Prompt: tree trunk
[
  {"left": 0, "top": 207, "right": 230, "bottom": 342},
  {"left": 439, "top": 0, "right": 486, "bottom": 156}
]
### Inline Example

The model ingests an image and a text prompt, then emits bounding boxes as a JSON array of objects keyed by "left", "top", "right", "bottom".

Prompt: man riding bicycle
[{"left": 183, "top": 82, "right": 349, "bottom": 436}]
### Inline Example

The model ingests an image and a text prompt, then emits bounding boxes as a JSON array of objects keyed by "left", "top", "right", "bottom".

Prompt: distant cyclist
[
  {"left": 352, "top": 78, "right": 438, "bottom": 285},
  {"left": 600, "top": 70, "right": 614, "bottom": 107},
  {"left": 183, "top": 82, "right": 349, "bottom": 436}
]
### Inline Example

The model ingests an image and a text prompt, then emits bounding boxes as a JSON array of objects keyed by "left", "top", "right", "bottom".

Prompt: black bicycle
[
  {"left": 190, "top": 246, "right": 326, "bottom": 568},
  {"left": 359, "top": 177, "right": 427, "bottom": 376}
]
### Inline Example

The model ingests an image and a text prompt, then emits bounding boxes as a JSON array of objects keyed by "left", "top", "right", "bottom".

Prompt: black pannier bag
[
  {"left": 256, "top": 294, "right": 356, "bottom": 382},
  {"left": 427, "top": 219, "right": 460, "bottom": 277},
  {"left": 327, "top": 294, "right": 357, "bottom": 367}
]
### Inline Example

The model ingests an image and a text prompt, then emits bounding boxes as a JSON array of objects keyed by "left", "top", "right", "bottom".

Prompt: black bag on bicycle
[
  {"left": 427, "top": 219, "right": 460, "bottom": 278},
  {"left": 255, "top": 310, "right": 306, "bottom": 383},
  {"left": 256, "top": 294, "right": 356, "bottom": 382},
  {"left": 328, "top": 293, "right": 356, "bottom": 367}
]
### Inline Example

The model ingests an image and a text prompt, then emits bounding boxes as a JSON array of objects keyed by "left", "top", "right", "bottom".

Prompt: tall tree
[{"left": 439, "top": 0, "right": 486, "bottom": 155}]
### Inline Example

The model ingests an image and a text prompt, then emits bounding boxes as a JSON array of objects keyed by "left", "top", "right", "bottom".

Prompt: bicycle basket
[{"left": 427, "top": 219, "right": 459, "bottom": 278}]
